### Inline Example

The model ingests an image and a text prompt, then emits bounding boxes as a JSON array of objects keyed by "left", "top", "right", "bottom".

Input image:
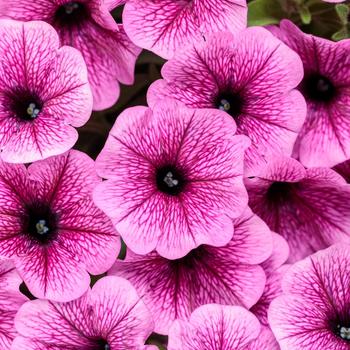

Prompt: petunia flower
[
  {"left": 0, "top": 0, "right": 141, "bottom": 110},
  {"left": 109, "top": 208, "right": 272, "bottom": 334},
  {"left": 0, "top": 20, "right": 92, "bottom": 163},
  {"left": 12, "top": 276, "right": 157, "bottom": 350},
  {"left": 246, "top": 156, "right": 350, "bottom": 262},
  {"left": 0, "top": 259, "right": 28, "bottom": 349},
  {"left": 0, "top": 150, "right": 120, "bottom": 302},
  {"left": 148, "top": 28, "right": 306, "bottom": 176},
  {"left": 269, "top": 244, "right": 350, "bottom": 350},
  {"left": 333, "top": 159, "right": 350, "bottom": 183},
  {"left": 93, "top": 99, "right": 250, "bottom": 259},
  {"left": 269, "top": 20, "right": 350, "bottom": 167},
  {"left": 123, "top": 0, "right": 247, "bottom": 59},
  {"left": 168, "top": 303, "right": 276, "bottom": 350}
]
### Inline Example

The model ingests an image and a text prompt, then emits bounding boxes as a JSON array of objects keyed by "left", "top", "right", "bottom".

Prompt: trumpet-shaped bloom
[
  {"left": 12, "top": 276, "right": 156, "bottom": 350},
  {"left": 270, "top": 20, "right": 350, "bottom": 167},
  {"left": 0, "top": 260, "right": 28, "bottom": 349},
  {"left": 0, "top": 150, "right": 120, "bottom": 302},
  {"left": 246, "top": 156, "right": 350, "bottom": 262},
  {"left": 148, "top": 27, "right": 306, "bottom": 176},
  {"left": 269, "top": 244, "right": 350, "bottom": 350},
  {"left": 109, "top": 208, "right": 272, "bottom": 334},
  {"left": 94, "top": 100, "right": 250, "bottom": 259},
  {"left": 0, "top": 20, "right": 92, "bottom": 163},
  {"left": 168, "top": 304, "right": 276, "bottom": 350},
  {"left": 123, "top": 0, "right": 247, "bottom": 59},
  {"left": 0, "top": 0, "right": 141, "bottom": 110}
]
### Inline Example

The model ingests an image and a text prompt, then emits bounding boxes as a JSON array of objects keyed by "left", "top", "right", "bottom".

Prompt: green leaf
[
  {"left": 335, "top": 4, "right": 349, "bottom": 25},
  {"left": 248, "top": 0, "right": 284, "bottom": 26},
  {"left": 146, "top": 334, "right": 168, "bottom": 350},
  {"left": 299, "top": 5, "right": 312, "bottom": 25},
  {"left": 117, "top": 239, "right": 127, "bottom": 260},
  {"left": 332, "top": 27, "right": 349, "bottom": 41}
]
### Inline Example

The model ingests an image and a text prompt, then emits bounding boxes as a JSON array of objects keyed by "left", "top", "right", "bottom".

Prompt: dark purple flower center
[
  {"left": 93, "top": 339, "right": 110, "bottom": 350},
  {"left": 5, "top": 88, "right": 43, "bottom": 121},
  {"left": 329, "top": 314, "right": 350, "bottom": 342},
  {"left": 266, "top": 181, "right": 295, "bottom": 204},
  {"left": 156, "top": 165, "right": 186, "bottom": 196},
  {"left": 170, "top": 246, "right": 206, "bottom": 269},
  {"left": 215, "top": 91, "right": 242, "bottom": 118},
  {"left": 333, "top": 164, "right": 350, "bottom": 184},
  {"left": 54, "top": 2, "right": 89, "bottom": 28},
  {"left": 23, "top": 202, "right": 58, "bottom": 245},
  {"left": 302, "top": 73, "right": 336, "bottom": 103}
]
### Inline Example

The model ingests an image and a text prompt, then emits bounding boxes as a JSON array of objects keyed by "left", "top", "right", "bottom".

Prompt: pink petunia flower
[
  {"left": 269, "top": 244, "right": 350, "bottom": 350},
  {"left": 334, "top": 159, "right": 350, "bottom": 183},
  {"left": 168, "top": 303, "right": 276, "bottom": 350},
  {"left": 246, "top": 156, "right": 350, "bottom": 262},
  {"left": 109, "top": 208, "right": 273, "bottom": 334},
  {"left": 93, "top": 99, "right": 250, "bottom": 259},
  {"left": 0, "top": 259, "right": 28, "bottom": 349},
  {"left": 0, "top": 20, "right": 92, "bottom": 163},
  {"left": 12, "top": 276, "right": 157, "bottom": 350},
  {"left": 123, "top": 0, "right": 247, "bottom": 59},
  {"left": 0, "top": 150, "right": 120, "bottom": 302},
  {"left": 270, "top": 20, "right": 350, "bottom": 167},
  {"left": 148, "top": 28, "right": 306, "bottom": 176},
  {"left": 0, "top": 1, "right": 141, "bottom": 110}
]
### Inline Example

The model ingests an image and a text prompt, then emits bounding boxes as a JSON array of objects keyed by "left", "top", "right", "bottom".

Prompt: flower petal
[
  {"left": 109, "top": 209, "right": 269, "bottom": 333},
  {"left": 123, "top": 0, "right": 247, "bottom": 59},
  {"left": 14, "top": 243, "right": 90, "bottom": 302},
  {"left": 14, "top": 294, "right": 95, "bottom": 348},
  {"left": 57, "top": 200, "right": 120, "bottom": 275},
  {"left": 168, "top": 304, "right": 260, "bottom": 350},
  {"left": 28, "top": 150, "right": 99, "bottom": 210},
  {"left": 247, "top": 326, "right": 280, "bottom": 350},
  {"left": 90, "top": 276, "right": 154, "bottom": 347}
]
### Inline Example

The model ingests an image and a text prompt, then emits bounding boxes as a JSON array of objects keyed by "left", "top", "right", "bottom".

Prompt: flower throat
[
  {"left": 215, "top": 91, "right": 242, "bottom": 119},
  {"left": 54, "top": 2, "right": 89, "bottom": 28}
]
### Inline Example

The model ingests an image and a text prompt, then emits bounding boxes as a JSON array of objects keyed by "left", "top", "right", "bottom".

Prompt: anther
[
  {"left": 64, "top": 2, "right": 79, "bottom": 14},
  {"left": 340, "top": 326, "right": 350, "bottom": 340},
  {"left": 36, "top": 220, "right": 49, "bottom": 235},
  {"left": 163, "top": 172, "right": 179, "bottom": 188},
  {"left": 27, "top": 103, "right": 40, "bottom": 119},
  {"left": 219, "top": 99, "right": 231, "bottom": 112}
]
